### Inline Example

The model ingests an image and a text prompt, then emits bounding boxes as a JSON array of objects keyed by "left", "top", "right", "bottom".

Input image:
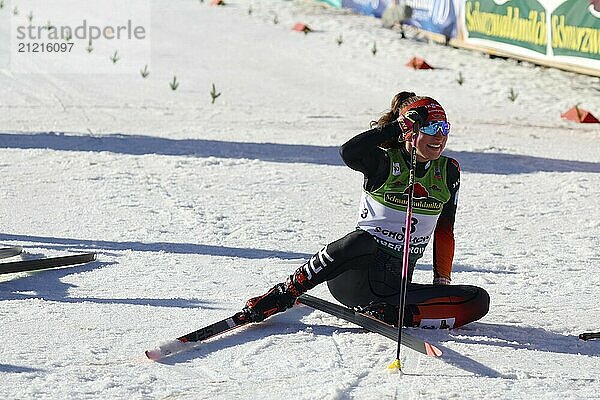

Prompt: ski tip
[
  {"left": 578, "top": 333, "right": 598, "bottom": 341},
  {"left": 145, "top": 339, "right": 191, "bottom": 361},
  {"left": 145, "top": 349, "right": 163, "bottom": 361},
  {"left": 425, "top": 342, "right": 443, "bottom": 357}
]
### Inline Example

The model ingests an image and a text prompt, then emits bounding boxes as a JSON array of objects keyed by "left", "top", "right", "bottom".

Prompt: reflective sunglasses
[{"left": 419, "top": 121, "right": 451, "bottom": 136}]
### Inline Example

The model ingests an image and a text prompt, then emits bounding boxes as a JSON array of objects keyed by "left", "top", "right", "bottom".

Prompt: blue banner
[
  {"left": 405, "top": 0, "right": 458, "bottom": 38},
  {"left": 340, "top": 0, "right": 458, "bottom": 38},
  {"left": 342, "top": 0, "right": 391, "bottom": 18}
]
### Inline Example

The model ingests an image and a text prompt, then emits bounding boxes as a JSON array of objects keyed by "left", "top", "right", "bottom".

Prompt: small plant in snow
[
  {"left": 0, "top": 1, "right": 5, "bottom": 10},
  {"left": 336, "top": 34, "right": 343, "bottom": 46},
  {"left": 371, "top": 41, "right": 377, "bottom": 56},
  {"left": 248, "top": 5, "right": 252, "bottom": 15},
  {"left": 140, "top": 65, "right": 150, "bottom": 78},
  {"left": 110, "top": 51, "right": 120, "bottom": 64},
  {"left": 170, "top": 76, "right": 179, "bottom": 91},
  {"left": 210, "top": 83, "right": 221, "bottom": 103},
  {"left": 64, "top": 32, "right": 72, "bottom": 42},
  {"left": 27, "top": 11, "right": 33, "bottom": 23},
  {"left": 13, "top": 6, "right": 18, "bottom": 15},
  {"left": 456, "top": 72, "right": 464, "bottom": 86},
  {"left": 508, "top": 87, "right": 518, "bottom": 102},
  {"left": 273, "top": 13, "right": 279, "bottom": 24},
  {"left": 86, "top": 39, "right": 93, "bottom": 53}
]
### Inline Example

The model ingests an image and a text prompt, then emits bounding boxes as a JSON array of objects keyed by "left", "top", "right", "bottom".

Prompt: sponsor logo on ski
[{"left": 419, "top": 318, "right": 455, "bottom": 329}]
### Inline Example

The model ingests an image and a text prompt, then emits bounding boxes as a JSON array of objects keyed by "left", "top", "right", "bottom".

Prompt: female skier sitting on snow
[{"left": 243, "top": 91, "right": 489, "bottom": 329}]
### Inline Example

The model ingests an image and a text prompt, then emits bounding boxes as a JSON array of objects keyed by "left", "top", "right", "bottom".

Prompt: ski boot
[
  {"left": 243, "top": 283, "right": 297, "bottom": 323},
  {"left": 242, "top": 265, "right": 317, "bottom": 323},
  {"left": 355, "top": 302, "right": 399, "bottom": 326}
]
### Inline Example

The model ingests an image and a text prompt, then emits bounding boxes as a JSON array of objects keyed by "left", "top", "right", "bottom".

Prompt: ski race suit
[{"left": 295, "top": 121, "right": 489, "bottom": 328}]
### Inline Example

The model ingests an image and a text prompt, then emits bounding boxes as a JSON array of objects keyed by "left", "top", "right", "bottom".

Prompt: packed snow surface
[{"left": 1, "top": 0, "right": 599, "bottom": 399}]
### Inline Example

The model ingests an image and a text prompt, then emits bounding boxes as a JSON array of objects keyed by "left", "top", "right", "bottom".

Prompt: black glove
[{"left": 397, "top": 106, "right": 429, "bottom": 138}]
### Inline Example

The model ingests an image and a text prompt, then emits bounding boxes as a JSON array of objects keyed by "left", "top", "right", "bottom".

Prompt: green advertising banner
[
  {"left": 551, "top": 0, "right": 600, "bottom": 60},
  {"left": 464, "top": 0, "right": 547, "bottom": 54}
]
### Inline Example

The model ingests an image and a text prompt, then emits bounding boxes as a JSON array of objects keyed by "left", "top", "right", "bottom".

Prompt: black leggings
[{"left": 304, "top": 230, "right": 489, "bottom": 328}]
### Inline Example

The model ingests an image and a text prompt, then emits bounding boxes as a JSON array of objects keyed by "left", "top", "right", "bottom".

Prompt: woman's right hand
[{"left": 397, "top": 106, "right": 428, "bottom": 139}]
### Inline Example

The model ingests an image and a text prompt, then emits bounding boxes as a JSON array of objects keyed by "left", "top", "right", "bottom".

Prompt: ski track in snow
[{"left": 1, "top": 0, "right": 599, "bottom": 399}]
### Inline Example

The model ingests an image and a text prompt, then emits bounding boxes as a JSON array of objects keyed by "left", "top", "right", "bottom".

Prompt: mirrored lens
[{"left": 420, "top": 121, "right": 450, "bottom": 136}]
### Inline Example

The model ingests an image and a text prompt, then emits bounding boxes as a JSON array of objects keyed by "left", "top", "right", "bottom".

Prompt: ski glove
[{"left": 397, "top": 106, "right": 429, "bottom": 140}]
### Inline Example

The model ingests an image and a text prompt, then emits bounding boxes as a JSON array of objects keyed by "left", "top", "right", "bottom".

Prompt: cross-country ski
[
  {"left": 145, "top": 294, "right": 442, "bottom": 361},
  {"left": 145, "top": 311, "right": 251, "bottom": 360},
  {"left": 297, "top": 294, "right": 443, "bottom": 357},
  {"left": 0, "top": 246, "right": 23, "bottom": 260},
  {"left": 579, "top": 332, "right": 600, "bottom": 341},
  {"left": 0, "top": 253, "right": 97, "bottom": 275}
]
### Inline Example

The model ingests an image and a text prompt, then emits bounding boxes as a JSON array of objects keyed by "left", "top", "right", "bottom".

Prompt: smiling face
[
  {"left": 411, "top": 129, "right": 448, "bottom": 161},
  {"left": 400, "top": 96, "right": 448, "bottom": 162}
]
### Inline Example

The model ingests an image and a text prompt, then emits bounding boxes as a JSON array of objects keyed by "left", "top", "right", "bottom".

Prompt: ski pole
[{"left": 388, "top": 127, "right": 419, "bottom": 372}]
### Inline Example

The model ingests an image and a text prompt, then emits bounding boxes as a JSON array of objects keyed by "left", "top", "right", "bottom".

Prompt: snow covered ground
[{"left": 1, "top": 0, "right": 599, "bottom": 398}]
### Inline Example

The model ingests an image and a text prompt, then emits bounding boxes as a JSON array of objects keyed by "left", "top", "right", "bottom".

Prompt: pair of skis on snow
[
  {"left": 145, "top": 292, "right": 600, "bottom": 361},
  {"left": 145, "top": 293, "right": 442, "bottom": 361},
  {"left": 0, "top": 246, "right": 96, "bottom": 275}
]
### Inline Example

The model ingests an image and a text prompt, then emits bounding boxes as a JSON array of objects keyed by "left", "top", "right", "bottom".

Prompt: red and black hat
[{"left": 400, "top": 96, "right": 447, "bottom": 123}]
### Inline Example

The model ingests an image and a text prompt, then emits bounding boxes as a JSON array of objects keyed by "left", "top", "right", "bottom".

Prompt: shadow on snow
[
  {"left": 2, "top": 238, "right": 591, "bottom": 377},
  {"left": 0, "top": 364, "right": 43, "bottom": 373},
  {"left": 156, "top": 306, "right": 506, "bottom": 379},
  {"left": 0, "top": 259, "right": 218, "bottom": 309},
  {"left": 0, "top": 233, "right": 308, "bottom": 309},
  {"left": 0, "top": 233, "right": 311, "bottom": 260},
  {"left": 447, "top": 321, "right": 600, "bottom": 358},
  {"left": 2, "top": 131, "right": 599, "bottom": 174}
]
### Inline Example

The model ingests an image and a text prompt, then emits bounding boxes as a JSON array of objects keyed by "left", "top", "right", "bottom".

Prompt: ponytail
[{"left": 370, "top": 91, "right": 417, "bottom": 149}]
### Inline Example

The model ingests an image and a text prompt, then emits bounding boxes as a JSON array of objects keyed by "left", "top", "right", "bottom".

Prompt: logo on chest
[
  {"left": 384, "top": 182, "right": 443, "bottom": 212},
  {"left": 410, "top": 182, "right": 429, "bottom": 199}
]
